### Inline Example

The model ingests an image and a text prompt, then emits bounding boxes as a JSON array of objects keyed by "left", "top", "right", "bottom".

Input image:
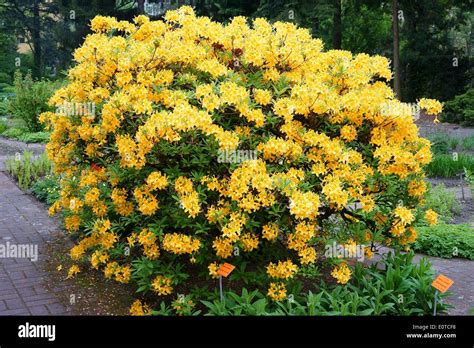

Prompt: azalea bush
[{"left": 40, "top": 7, "right": 442, "bottom": 312}]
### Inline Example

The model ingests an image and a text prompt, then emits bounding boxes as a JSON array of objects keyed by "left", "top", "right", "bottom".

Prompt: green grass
[
  {"left": 3, "top": 150, "right": 53, "bottom": 190},
  {"left": 462, "top": 135, "right": 474, "bottom": 151},
  {"left": 0, "top": 119, "right": 7, "bottom": 133},
  {"left": 422, "top": 184, "right": 461, "bottom": 222},
  {"left": 427, "top": 133, "right": 474, "bottom": 154},
  {"left": 17, "top": 131, "right": 50, "bottom": 143},
  {"left": 425, "top": 154, "right": 474, "bottom": 177},
  {"left": 0, "top": 127, "right": 50, "bottom": 143},
  {"left": 30, "top": 174, "right": 60, "bottom": 205},
  {"left": 413, "top": 223, "right": 474, "bottom": 260}
]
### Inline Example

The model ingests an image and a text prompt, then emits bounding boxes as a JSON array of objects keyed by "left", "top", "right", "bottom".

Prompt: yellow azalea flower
[
  {"left": 66, "top": 265, "right": 80, "bottom": 279},
  {"left": 418, "top": 98, "right": 443, "bottom": 115},
  {"left": 162, "top": 233, "right": 201, "bottom": 255},
  {"left": 151, "top": 275, "right": 173, "bottom": 296},
  {"left": 130, "top": 300, "right": 152, "bottom": 316},
  {"left": 425, "top": 209, "right": 438, "bottom": 225},
  {"left": 393, "top": 206, "right": 415, "bottom": 225},
  {"left": 331, "top": 263, "right": 351, "bottom": 284},
  {"left": 267, "top": 282, "right": 287, "bottom": 301},
  {"left": 266, "top": 260, "right": 298, "bottom": 280}
]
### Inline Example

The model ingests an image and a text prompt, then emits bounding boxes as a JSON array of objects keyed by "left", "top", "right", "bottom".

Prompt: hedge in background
[{"left": 40, "top": 7, "right": 441, "bottom": 309}]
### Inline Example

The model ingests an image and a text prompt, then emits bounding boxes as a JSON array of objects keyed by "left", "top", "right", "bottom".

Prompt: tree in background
[
  {"left": 0, "top": 17, "right": 19, "bottom": 92},
  {"left": 0, "top": 0, "right": 471, "bottom": 105},
  {"left": 399, "top": 0, "right": 472, "bottom": 101},
  {"left": 0, "top": 0, "right": 59, "bottom": 78}
]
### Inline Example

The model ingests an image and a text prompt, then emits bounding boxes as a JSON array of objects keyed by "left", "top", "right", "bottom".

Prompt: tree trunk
[
  {"left": 32, "top": 0, "right": 42, "bottom": 78},
  {"left": 392, "top": 0, "right": 401, "bottom": 99},
  {"left": 137, "top": 0, "right": 145, "bottom": 14},
  {"left": 332, "top": 0, "right": 342, "bottom": 49}
]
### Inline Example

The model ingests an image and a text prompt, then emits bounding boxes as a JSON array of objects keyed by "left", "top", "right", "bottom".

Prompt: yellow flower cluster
[
  {"left": 208, "top": 262, "right": 220, "bottom": 279},
  {"left": 41, "top": 7, "right": 441, "bottom": 304},
  {"left": 241, "top": 233, "right": 259, "bottom": 252},
  {"left": 162, "top": 233, "right": 201, "bottom": 255},
  {"left": 289, "top": 191, "right": 320, "bottom": 220},
  {"left": 151, "top": 275, "right": 173, "bottom": 296},
  {"left": 134, "top": 186, "right": 159, "bottom": 216},
  {"left": 418, "top": 98, "right": 443, "bottom": 115},
  {"left": 407, "top": 180, "right": 427, "bottom": 197},
  {"left": 262, "top": 223, "right": 279, "bottom": 241},
  {"left": 267, "top": 282, "right": 287, "bottom": 301},
  {"left": 67, "top": 265, "right": 80, "bottom": 279},
  {"left": 136, "top": 228, "right": 160, "bottom": 260},
  {"left": 266, "top": 260, "right": 298, "bottom": 280},
  {"left": 425, "top": 209, "right": 438, "bottom": 225},
  {"left": 331, "top": 263, "right": 351, "bottom": 284},
  {"left": 130, "top": 300, "right": 152, "bottom": 316},
  {"left": 146, "top": 171, "right": 169, "bottom": 191},
  {"left": 175, "top": 177, "right": 201, "bottom": 218}
]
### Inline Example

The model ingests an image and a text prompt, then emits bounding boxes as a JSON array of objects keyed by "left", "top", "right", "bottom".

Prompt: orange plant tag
[
  {"left": 432, "top": 274, "right": 454, "bottom": 293},
  {"left": 217, "top": 263, "right": 235, "bottom": 278}
]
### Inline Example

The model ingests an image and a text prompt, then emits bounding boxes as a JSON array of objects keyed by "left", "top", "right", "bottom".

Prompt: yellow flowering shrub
[{"left": 41, "top": 7, "right": 441, "bottom": 306}]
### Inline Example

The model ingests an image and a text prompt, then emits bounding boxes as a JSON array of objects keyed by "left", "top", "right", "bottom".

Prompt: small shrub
[
  {"left": 1, "top": 127, "right": 25, "bottom": 139},
  {"left": 421, "top": 184, "right": 461, "bottom": 223},
  {"left": 427, "top": 133, "right": 450, "bottom": 155},
  {"left": 18, "top": 131, "right": 50, "bottom": 144},
  {"left": 441, "top": 88, "right": 474, "bottom": 126},
  {"left": 413, "top": 224, "right": 474, "bottom": 260},
  {"left": 31, "top": 174, "right": 61, "bottom": 205},
  {"left": 8, "top": 71, "right": 59, "bottom": 132}
]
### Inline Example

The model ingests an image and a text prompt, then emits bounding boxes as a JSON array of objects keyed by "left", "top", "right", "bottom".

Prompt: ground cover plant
[
  {"left": 4, "top": 151, "right": 52, "bottom": 190},
  {"left": 421, "top": 184, "right": 461, "bottom": 223},
  {"left": 40, "top": 7, "right": 443, "bottom": 313},
  {"left": 413, "top": 224, "right": 474, "bottom": 260},
  {"left": 425, "top": 154, "right": 474, "bottom": 178}
]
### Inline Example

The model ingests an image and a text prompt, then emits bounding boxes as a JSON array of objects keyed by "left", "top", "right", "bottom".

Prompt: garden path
[
  {"left": 0, "top": 170, "right": 71, "bottom": 315},
  {"left": 0, "top": 136, "right": 44, "bottom": 171}
]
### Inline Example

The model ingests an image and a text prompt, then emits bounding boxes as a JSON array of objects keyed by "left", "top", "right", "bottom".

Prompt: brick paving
[
  {"left": 0, "top": 171, "right": 71, "bottom": 315},
  {"left": 413, "top": 254, "right": 474, "bottom": 315}
]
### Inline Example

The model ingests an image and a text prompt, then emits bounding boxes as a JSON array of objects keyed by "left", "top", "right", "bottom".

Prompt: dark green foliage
[
  {"left": 422, "top": 184, "right": 461, "bottom": 223},
  {"left": 413, "top": 224, "right": 474, "bottom": 260},
  {"left": 156, "top": 251, "right": 449, "bottom": 316},
  {"left": 31, "top": 174, "right": 61, "bottom": 205},
  {"left": 8, "top": 71, "right": 59, "bottom": 132},
  {"left": 441, "top": 88, "right": 474, "bottom": 126}
]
